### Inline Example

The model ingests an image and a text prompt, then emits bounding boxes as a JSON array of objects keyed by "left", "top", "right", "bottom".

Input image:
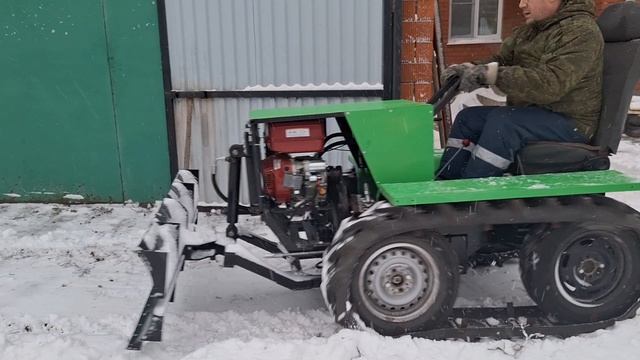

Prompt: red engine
[
  {"left": 262, "top": 119, "right": 327, "bottom": 204},
  {"left": 266, "top": 120, "right": 325, "bottom": 153},
  {"left": 262, "top": 154, "right": 295, "bottom": 203}
]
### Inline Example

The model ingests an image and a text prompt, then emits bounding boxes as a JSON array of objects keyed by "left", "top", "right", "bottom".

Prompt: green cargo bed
[{"left": 379, "top": 170, "right": 640, "bottom": 206}]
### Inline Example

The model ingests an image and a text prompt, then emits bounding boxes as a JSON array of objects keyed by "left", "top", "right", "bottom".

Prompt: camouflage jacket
[{"left": 487, "top": 0, "right": 603, "bottom": 138}]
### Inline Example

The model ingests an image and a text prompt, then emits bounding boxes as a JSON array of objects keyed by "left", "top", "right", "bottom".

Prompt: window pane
[
  {"left": 451, "top": 0, "right": 473, "bottom": 37},
  {"left": 478, "top": 0, "right": 499, "bottom": 36}
]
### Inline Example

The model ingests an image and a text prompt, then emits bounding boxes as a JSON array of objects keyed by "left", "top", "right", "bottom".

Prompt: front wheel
[
  {"left": 520, "top": 223, "right": 640, "bottom": 323},
  {"left": 323, "top": 231, "right": 459, "bottom": 335}
]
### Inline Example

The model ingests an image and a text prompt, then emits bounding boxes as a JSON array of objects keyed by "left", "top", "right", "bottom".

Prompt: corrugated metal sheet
[
  {"left": 174, "top": 97, "right": 379, "bottom": 203},
  {"left": 166, "top": 1, "right": 384, "bottom": 203},
  {"left": 165, "top": 0, "right": 383, "bottom": 90}
]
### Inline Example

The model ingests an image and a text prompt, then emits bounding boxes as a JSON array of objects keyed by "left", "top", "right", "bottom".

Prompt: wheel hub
[
  {"left": 555, "top": 234, "right": 625, "bottom": 306},
  {"left": 384, "top": 266, "right": 413, "bottom": 294},
  {"left": 359, "top": 243, "right": 440, "bottom": 322},
  {"left": 577, "top": 257, "right": 605, "bottom": 280}
]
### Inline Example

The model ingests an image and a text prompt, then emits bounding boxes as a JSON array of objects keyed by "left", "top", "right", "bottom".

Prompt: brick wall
[{"left": 400, "top": 0, "right": 435, "bottom": 102}]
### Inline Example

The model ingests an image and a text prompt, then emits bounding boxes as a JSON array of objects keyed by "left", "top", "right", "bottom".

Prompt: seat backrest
[{"left": 593, "top": 2, "right": 640, "bottom": 153}]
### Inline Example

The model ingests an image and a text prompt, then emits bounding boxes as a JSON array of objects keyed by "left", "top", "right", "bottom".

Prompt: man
[{"left": 437, "top": 0, "right": 603, "bottom": 179}]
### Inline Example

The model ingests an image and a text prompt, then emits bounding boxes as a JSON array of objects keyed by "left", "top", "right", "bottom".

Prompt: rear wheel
[
  {"left": 325, "top": 232, "right": 459, "bottom": 335},
  {"left": 520, "top": 223, "right": 640, "bottom": 323}
]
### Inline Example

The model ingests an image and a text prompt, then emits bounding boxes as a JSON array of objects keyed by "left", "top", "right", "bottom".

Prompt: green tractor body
[
  {"left": 252, "top": 100, "right": 640, "bottom": 206},
  {"left": 128, "top": 99, "right": 640, "bottom": 350},
  {"left": 128, "top": 3, "right": 640, "bottom": 349}
]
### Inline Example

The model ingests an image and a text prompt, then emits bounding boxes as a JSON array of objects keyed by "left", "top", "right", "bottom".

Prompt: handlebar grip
[{"left": 428, "top": 75, "right": 461, "bottom": 114}]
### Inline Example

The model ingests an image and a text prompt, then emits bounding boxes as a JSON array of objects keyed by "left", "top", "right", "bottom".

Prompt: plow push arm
[{"left": 128, "top": 139, "right": 323, "bottom": 349}]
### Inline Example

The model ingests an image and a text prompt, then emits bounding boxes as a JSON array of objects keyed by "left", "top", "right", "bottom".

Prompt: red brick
[
  {"left": 444, "top": 43, "right": 501, "bottom": 66},
  {"left": 403, "top": 21, "right": 432, "bottom": 39},
  {"left": 415, "top": 83, "right": 434, "bottom": 102},
  {"left": 402, "top": 0, "right": 417, "bottom": 21},
  {"left": 415, "top": 43, "right": 433, "bottom": 63},
  {"left": 401, "top": 63, "right": 431, "bottom": 82},
  {"left": 417, "top": 0, "right": 435, "bottom": 20},
  {"left": 400, "top": 82, "right": 415, "bottom": 101},
  {"left": 417, "top": 68, "right": 434, "bottom": 81},
  {"left": 401, "top": 42, "right": 415, "bottom": 62}
]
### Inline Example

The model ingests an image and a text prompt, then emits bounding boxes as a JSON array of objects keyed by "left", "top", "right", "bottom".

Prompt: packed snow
[{"left": 3, "top": 139, "right": 640, "bottom": 359}]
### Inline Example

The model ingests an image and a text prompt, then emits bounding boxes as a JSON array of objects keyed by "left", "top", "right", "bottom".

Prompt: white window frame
[{"left": 448, "top": 0, "right": 504, "bottom": 45}]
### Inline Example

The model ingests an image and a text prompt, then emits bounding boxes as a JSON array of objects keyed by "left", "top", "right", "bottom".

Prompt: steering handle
[{"left": 428, "top": 75, "right": 461, "bottom": 114}]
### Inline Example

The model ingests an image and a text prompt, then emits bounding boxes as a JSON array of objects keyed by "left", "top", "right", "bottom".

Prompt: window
[{"left": 450, "top": 0, "right": 502, "bottom": 43}]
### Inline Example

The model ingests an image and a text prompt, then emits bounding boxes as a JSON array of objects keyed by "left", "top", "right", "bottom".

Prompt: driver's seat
[{"left": 514, "top": 2, "right": 640, "bottom": 175}]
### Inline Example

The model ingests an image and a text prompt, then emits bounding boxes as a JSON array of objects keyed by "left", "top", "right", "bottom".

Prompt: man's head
[{"left": 519, "top": 0, "right": 563, "bottom": 24}]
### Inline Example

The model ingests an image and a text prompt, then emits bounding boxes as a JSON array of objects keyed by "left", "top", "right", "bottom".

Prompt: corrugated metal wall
[{"left": 166, "top": 0, "right": 384, "bottom": 203}]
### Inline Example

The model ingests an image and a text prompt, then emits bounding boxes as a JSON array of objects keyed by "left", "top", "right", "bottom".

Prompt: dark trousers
[{"left": 438, "top": 106, "right": 587, "bottom": 179}]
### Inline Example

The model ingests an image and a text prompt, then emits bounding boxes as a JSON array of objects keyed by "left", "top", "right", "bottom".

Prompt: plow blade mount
[{"left": 127, "top": 170, "right": 200, "bottom": 350}]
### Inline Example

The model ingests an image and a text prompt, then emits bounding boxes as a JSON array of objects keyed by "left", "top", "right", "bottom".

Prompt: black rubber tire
[
  {"left": 519, "top": 224, "right": 551, "bottom": 304},
  {"left": 324, "top": 230, "right": 459, "bottom": 335},
  {"left": 520, "top": 223, "right": 640, "bottom": 323}
]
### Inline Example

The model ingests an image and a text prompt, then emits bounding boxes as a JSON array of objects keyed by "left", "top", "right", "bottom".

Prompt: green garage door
[{"left": 0, "top": 0, "right": 170, "bottom": 203}]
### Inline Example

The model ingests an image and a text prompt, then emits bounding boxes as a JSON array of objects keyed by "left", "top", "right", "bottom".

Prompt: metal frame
[
  {"left": 383, "top": 0, "right": 402, "bottom": 100},
  {"left": 155, "top": 0, "right": 179, "bottom": 177},
  {"left": 222, "top": 253, "right": 321, "bottom": 290},
  {"left": 229, "top": 120, "right": 355, "bottom": 253},
  {"left": 173, "top": 90, "right": 384, "bottom": 99}
]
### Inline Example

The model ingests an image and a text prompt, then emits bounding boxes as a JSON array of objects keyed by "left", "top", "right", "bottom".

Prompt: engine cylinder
[{"left": 262, "top": 154, "right": 294, "bottom": 203}]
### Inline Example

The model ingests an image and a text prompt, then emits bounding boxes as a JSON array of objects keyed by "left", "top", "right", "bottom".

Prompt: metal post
[
  {"left": 155, "top": 0, "right": 179, "bottom": 178},
  {"left": 226, "top": 145, "right": 244, "bottom": 238},
  {"left": 383, "top": 0, "right": 403, "bottom": 100},
  {"left": 244, "top": 123, "right": 263, "bottom": 211}
]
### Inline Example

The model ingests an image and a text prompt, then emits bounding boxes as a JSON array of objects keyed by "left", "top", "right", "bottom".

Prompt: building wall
[
  {"left": 0, "top": 0, "right": 170, "bottom": 203},
  {"left": 400, "top": 0, "right": 435, "bottom": 102}
]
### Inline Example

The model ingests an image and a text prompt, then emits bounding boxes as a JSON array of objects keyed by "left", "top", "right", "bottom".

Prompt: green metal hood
[
  {"left": 251, "top": 100, "right": 436, "bottom": 185},
  {"left": 250, "top": 100, "right": 422, "bottom": 121}
]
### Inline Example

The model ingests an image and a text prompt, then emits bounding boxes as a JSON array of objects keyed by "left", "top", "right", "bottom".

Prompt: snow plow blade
[{"left": 127, "top": 170, "right": 204, "bottom": 350}]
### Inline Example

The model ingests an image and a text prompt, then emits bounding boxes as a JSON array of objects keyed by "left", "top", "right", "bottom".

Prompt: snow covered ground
[{"left": 3, "top": 139, "right": 640, "bottom": 359}]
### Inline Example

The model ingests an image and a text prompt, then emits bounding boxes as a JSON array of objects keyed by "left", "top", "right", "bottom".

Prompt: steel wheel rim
[
  {"left": 554, "top": 232, "right": 626, "bottom": 307},
  {"left": 358, "top": 242, "right": 439, "bottom": 323}
]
